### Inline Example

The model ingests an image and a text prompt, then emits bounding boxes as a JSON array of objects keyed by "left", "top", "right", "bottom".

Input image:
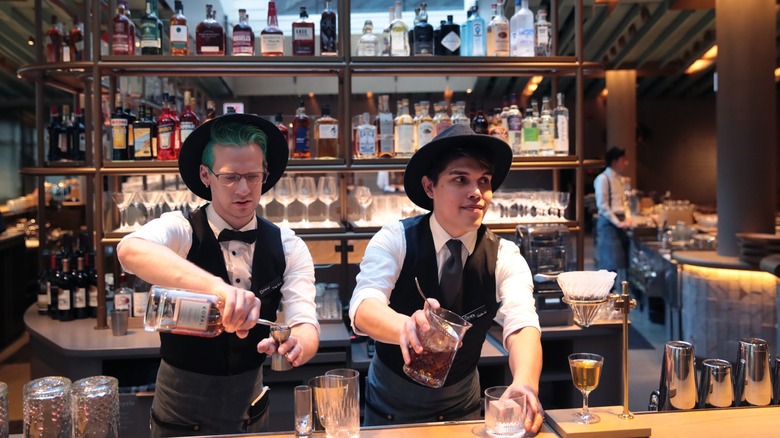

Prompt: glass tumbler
[
  {"left": 0, "top": 381, "right": 8, "bottom": 438},
  {"left": 23, "top": 376, "right": 72, "bottom": 438},
  {"left": 71, "top": 376, "right": 119, "bottom": 438}
]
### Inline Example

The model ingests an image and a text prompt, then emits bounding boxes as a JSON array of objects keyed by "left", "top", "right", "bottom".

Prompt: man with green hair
[{"left": 118, "top": 114, "right": 319, "bottom": 436}]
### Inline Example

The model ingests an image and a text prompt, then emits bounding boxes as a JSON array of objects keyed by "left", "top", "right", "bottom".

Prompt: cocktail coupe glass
[
  {"left": 258, "top": 187, "right": 274, "bottom": 218},
  {"left": 274, "top": 177, "right": 296, "bottom": 225},
  {"left": 569, "top": 353, "right": 604, "bottom": 424},
  {"left": 295, "top": 176, "right": 317, "bottom": 227},
  {"left": 139, "top": 191, "right": 162, "bottom": 224},
  {"left": 128, "top": 191, "right": 144, "bottom": 230},
  {"left": 353, "top": 186, "right": 373, "bottom": 225},
  {"left": 111, "top": 192, "right": 134, "bottom": 231},
  {"left": 317, "top": 176, "right": 339, "bottom": 226}
]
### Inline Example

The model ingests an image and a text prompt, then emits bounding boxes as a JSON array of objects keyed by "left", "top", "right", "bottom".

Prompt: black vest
[
  {"left": 374, "top": 214, "right": 501, "bottom": 386},
  {"left": 159, "top": 206, "right": 286, "bottom": 376}
]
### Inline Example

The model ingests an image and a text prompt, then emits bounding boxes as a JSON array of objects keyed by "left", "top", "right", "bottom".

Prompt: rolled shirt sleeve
[{"left": 495, "top": 239, "right": 541, "bottom": 349}]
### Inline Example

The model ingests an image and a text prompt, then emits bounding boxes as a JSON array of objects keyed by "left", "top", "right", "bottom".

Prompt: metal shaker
[
  {"left": 698, "top": 359, "right": 734, "bottom": 408},
  {"left": 654, "top": 341, "right": 698, "bottom": 411},
  {"left": 734, "top": 337, "right": 772, "bottom": 407}
]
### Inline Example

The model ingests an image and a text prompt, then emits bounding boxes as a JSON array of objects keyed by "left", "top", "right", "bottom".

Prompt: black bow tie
[{"left": 217, "top": 229, "right": 257, "bottom": 244}]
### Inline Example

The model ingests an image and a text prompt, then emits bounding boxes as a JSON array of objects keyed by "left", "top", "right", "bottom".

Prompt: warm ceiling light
[
  {"left": 521, "top": 75, "right": 544, "bottom": 97},
  {"left": 685, "top": 44, "right": 718, "bottom": 75},
  {"left": 466, "top": 88, "right": 473, "bottom": 94},
  {"left": 27, "top": 36, "right": 35, "bottom": 46},
  {"left": 366, "top": 91, "right": 373, "bottom": 99},
  {"left": 308, "top": 92, "right": 315, "bottom": 98},
  {"left": 601, "top": 88, "right": 609, "bottom": 97},
  {"left": 775, "top": 67, "right": 780, "bottom": 81}
]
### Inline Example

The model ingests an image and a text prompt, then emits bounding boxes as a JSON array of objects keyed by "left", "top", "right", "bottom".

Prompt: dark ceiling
[{"left": 1, "top": 0, "right": 778, "bottom": 110}]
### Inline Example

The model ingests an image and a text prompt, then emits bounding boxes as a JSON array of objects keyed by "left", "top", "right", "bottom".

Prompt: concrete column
[
  {"left": 716, "top": 0, "right": 777, "bottom": 256},
  {"left": 606, "top": 70, "right": 637, "bottom": 185}
]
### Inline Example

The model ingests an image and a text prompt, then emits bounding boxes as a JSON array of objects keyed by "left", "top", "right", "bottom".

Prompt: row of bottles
[
  {"left": 37, "top": 233, "right": 98, "bottom": 321},
  {"left": 46, "top": 104, "right": 86, "bottom": 162},
  {"left": 499, "top": 92, "right": 569, "bottom": 156},
  {"left": 110, "top": 90, "right": 204, "bottom": 162},
  {"left": 111, "top": 0, "right": 337, "bottom": 57},
  {"left": 355, "top": 0, "right": 551, "bottom": 57},
  {"left": 45, "top": 15, "right": 84, "bottom": 62},
  {"left": 275, "top": 101, "right": 340, "bottom": 160}
]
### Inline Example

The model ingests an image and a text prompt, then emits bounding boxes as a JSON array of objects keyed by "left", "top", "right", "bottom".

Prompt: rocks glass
[{"left": 71, "top": 376, "right": 119, "bottom": 438}]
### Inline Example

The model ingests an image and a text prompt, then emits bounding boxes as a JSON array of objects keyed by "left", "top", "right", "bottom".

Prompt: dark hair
[
  {"left": 424, "top": 146, "right": 494, "bottom": 185},
  {"left": 605, "top": 147, "right": 626, "bottom": 167}
]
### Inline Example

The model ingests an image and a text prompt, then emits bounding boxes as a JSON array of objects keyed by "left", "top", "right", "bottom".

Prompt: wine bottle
[
  {"left": 37, "top": 250, "right": 52, "bottom": 315},
  {"left": 73, "top": 257, "right": 88, "bottom": 319},
  {"left": 57, "top": 257, "right": 74, "bottom": 321}
]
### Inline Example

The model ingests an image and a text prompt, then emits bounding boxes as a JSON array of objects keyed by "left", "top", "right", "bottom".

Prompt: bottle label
[
  {"left": 115, "top": 292, "right": 131, "bottom": 311},
  {"left": 523, "top": 127, "right": 540, "bottom": 153},
  {"left": 441, "top": 31, "right": 461, "bottom": 52},
  {"left": 134, "top": 127, "right": 152, "bottom": 158},
  {"left": 58, "top": 289, "right": 71, "bottom": 310},
  {"left": 321, "top": 16, "right": 337, "bottom": 53},
  {"left": 170, "top": 24, "right": 188, "bottom": 49},
  {"left": 261, "top": 34, "right": 284, "bottom": 53},
  {"left": 140, "top": 23, "right": 161, "bottom": 48},
  {"left": 390, "top": 30, "right": 407, "bottom": 56},
  {"left": 357, "top": 39, "right": 377, "bottom": 56},
  {"left": 75, "top": 287, "right": 86, "bottom": 308},
  {"left": 414, "top": 26, "right": 434, "bottom": 55},
  {"left": 293, "top": 26, "right": 314, "bottom": 41},
  {"left": 417, "top": 121, "right": 435, "bottom": 148},
  {"left": 181, "top": 121, "right": 196, "bottom": 143},
  {"left": 232, "top": 31, "right": 254, "bottom": 54},
  {"left": 318, "top": 124, "right": 338, "bottom": 139},
  {"left": 173, "top": 297, "right": 211, "bottom": 331},
  {"left": 508, "top": 114, "right": 522, "bottom": 131},
  {"left": 395, "top": 125, "right": 414, "bottom": 154},
  {"left": 158, "top": 124, "right": 174, "bottom": 149},
  {"left": 555, "top": 115, "right": 569, "bottom": 153},
  {"left": 294, "top": 127, "right": 310, "bottom": 153},
  {"left": 58, "top": 132, "right": 68, "bottom": 153},
  {"left": 113, "top": 23, "right": 130, "bottom": 53},
  {"left": 111, "top": 118, "right": 127, "bottom": 150},
  {"left": 471, "top": 21, "right": 485, "bottom": 56},
  {"left": 133, "top": 291, "right": 148, "bottom": 318},
  {"left": 79, "top": 132, "right": 86, "bottom": 153},
  {"left": 198, "top": 29, "right": 223, "bottom": 53},
  {"left": 518, "top": 29, "right": 534, "bottom": 56},
  {"left": 493, "top": 22, "right": 509, "bottom": 53},
  {"left": 357, "top": 126, "right": 377, "bottom": 157},
  {"left": 88, "top": 285, "right": 98, "bottom": 307}
]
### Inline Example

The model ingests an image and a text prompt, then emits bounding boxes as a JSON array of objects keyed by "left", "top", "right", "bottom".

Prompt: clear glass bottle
[
  {"left": 292, "top": 100, "right": 310, "bottom": 159},
  {"left": 462, "top": 7, "right": 473, "bottom": 57},
  {"left": 389, "top": 1, "right": 410, "bottom": 56},
  {"left": 488, "top": 0, "right": 509, "bottom": 56},
  {"left": 376, "top": 95, "right": 395, "bottom": 157},
  {"left": 451, "top": 101, "right": 470, "bottom": 126},
  {"left": 292, "top": 7, "right": 315, "bottom": 56},
  {"left": 356, "top": 113, "right": 377, "bottom": 158},
  {"left": 320, "top": 0, "right": 338, "bottom": 56},
  {"left": 261, "top": 1, "right": 284, "bottom": 56},
  {"left": 140, "top": 0, "right": 163, "bottom": 55},
  {"left": 356, "top": 20, "right": 379, "bottom": 56},
  {"left": 394, "top": 99, "right": 414, "bottom": 157},
  {"left": 489, "top": 107, "right": 508, "bottom": 141},
  {"left": 144, "top": 286, "right": 227, "bottom": 338},
  {"left": 46, "top": 15, "right": 63, "bottom": 62},
  {"left": 382, "top": 6, "right": 394, "bottom": 56},
  {"left": 522, "top": 102, "right": 539, "bottom": 156},
  {"left": 170, "top": 0, "right": 189, "bottom": 55},
  {"left": 510, "top": 0, "right": 534, "bottom": 56},
  {"left": 314, "top": 104, "right": 338, "bottom": 159},
  {"left": 539, "top": 96, "right": 554, "bottom": 156},
  {"left": 507, "top": 100, "right": 523, "bottom": 155},
  {"left": 470, "top": 4, "right": 486, "bottom": 56},
  {"left": 196, "top": 4, "right": 225, "bottom": 55},
  {"left": 434, "top": 101, "right": 452, "bottom": 134},
  {"left": 438, "top": 15, "right": 461, "bottom": 56},
  {"left": 554, "top": 92, "right": 569, "bottom": 156},
  {"left": 232, "top": 9, "right": 255, "bottom": 55},
  {"left": 112, "top": 3, "right": 133, "bottom": 55},
  {"left": 416, "top": 101, "right": 435, "bottom": 149},
  {"left": 534, "top": 8, "right": 552, "bottom": 56},
  {"left": 413, "top": 2, "right": 434, "bottom": 56}
]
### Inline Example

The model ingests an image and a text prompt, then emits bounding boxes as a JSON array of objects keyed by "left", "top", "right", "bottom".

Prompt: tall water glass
[
  {"left": 72, "top": 376, "right": 119, "bottom": 438},
  {"left": 294, "top": 385, "right": 312, "bottom": 437},
  {"left": 23, "top": 376, "right": 72, "bottom": 438},
  {"left": 0, "top": 381, "right": 8, "bottom": 438}
]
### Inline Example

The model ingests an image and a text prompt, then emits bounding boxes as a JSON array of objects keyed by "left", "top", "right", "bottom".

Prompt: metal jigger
[
  {"left": 270, "top": 325, "right": 293, "bottom": 371},
  {"left": 608, "top": 281, "right": 637, "bottom": 420}
]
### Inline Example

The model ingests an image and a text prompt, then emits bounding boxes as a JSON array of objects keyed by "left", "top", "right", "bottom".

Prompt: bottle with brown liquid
[
  {"left": 292, "top": 7, "right": 315, "bottom": 56},
  {"left": 292, "top": 101, "right": 310, "bottom": 159},
  {"left": 261, "top": 1, "right": 284, "bottom": 56},
  {"left": 144, "top": 286, "right": 226, "bottom": 338},
  {"left": 232, "top": 9, "right": 255, "bottom": 55},
  {"left": 196, "top": 4, "right": 225, "bottom": 55},
  {"left": 46, "top": 15, "right": 63, "bottom": 62},
  {"left": 320, "top": 0, "right": 337, "bottom": 56},
  {"left": 180, "top": 91, "right": 200, "bottom": 144},
  {"left": 204, "top": 100, "right": 217, "bottom": 122},
  {"left": 156, "top": 94, "right": 176, "bottom": 160},
  {"left": 376, "top": 95, "right": 395, "bottom": 157},
  {"left": 170, "top": 0, "right": 189, "bottom": 56},
  {"left": 314, "top": 104, "right": 338, "bottom": 159},
  {"left": 111, "top": 3, "right": 134, "bottom": 55}
]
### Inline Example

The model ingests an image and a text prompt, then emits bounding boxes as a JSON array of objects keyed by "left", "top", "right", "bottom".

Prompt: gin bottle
[
  {"left": 394, "top": 99, "right": 414, "bottom": 157},
  {"left": 413, "top": 3, "right": 434, "bottom": 56},
  {"left": 534, "top": 8, "right": 551, "bottom": 56},
  {"left": 389, "top": 1, "right": 410, "bottom": 56},
  {"left": 510, "top": 0, "right": 533, "bottom": 56},
  {"left": 144, "top": 286, "right": 229, "bottom": 338},
  {"left": 356, "top": 113, "right": 377, "bottom": 158},
  {"left": 521, "top": 103, "right": 539, "bottom": 156},
  {"left": 469, "top": 4, "right": 486, "bottom": 56},
  {"left": 487, "top": 0, "right": 509, "bottom": 56},
  {"left": 438, "top": 15, "right": 461, "bottom": 56},
  {"left": 416, "top": 101, "right": 435, "bottom": 148},
  {"left": 356, "top": 20, "right": 379, "bottom": 56},
  {"left": 376, "top": 95, "right": 395, "bottom": 157},
  {"left": 539, "top": 96, "right": 554, "bottom": 156},
  {"left": 554, "top": 93, "right": 569, "bottom": 155},
  {"left": 451, "top": 101, "right": 470, "bottom": 126}
]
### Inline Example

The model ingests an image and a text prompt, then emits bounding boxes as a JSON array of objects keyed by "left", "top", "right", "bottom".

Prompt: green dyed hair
[{"left": 201, "top": 119, "right": 269, "bottom": 168}]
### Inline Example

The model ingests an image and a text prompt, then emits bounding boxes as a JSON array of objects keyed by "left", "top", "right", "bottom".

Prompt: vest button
[
  {"left": 386, "top": 414, "right": 393, "bottom": 421},
  {"left": 232, "top": 251, "right": 237, "bottom": 256},
  {"left": 235, "top": 278, "right": 241, "bottom": 284},
  {"left": 194, "top": 425, "right": 200, "bottom": 431},
  {"left": 437, "top": 415, "right": 444, "bottom": 421}
]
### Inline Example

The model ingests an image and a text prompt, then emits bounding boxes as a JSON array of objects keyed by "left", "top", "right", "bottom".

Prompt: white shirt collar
[
  {"left": 205, "top": 204, "right": 258, "bottom": 237},
  {"left": 429, "top": 213, "right": 477, "bottom": 256}
]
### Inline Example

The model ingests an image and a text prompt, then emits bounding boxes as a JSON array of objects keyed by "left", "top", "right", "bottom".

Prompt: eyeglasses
[{"left": 207, "top": 166, "right": 268, "bottom": 187}]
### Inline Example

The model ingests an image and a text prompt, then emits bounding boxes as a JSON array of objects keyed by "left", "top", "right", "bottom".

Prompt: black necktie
[
  {"left": 439, "top": 239, "right": 463, "bottom": 309},
  {"left": 217, "top": 229, "right": 256, "bottom": 244}
]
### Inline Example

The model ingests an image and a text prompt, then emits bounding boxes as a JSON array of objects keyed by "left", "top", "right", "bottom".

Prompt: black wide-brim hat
[
  {"left": 403, "top": 124, "right": 512, "bottom": 211},
  {"left": 178, "top": 113, "right": 289, "bottom": 200}
]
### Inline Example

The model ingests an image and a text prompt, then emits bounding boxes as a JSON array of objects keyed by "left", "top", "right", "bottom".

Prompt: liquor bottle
[
  {"left": 408, "top": 6, "right": 420, "bottom": 57},
  {"left": 292, "top": 7, "right": 315, "bottom": 56},
  {"left": 522, "top": 103, "right": 539, "bottom": 156},
  {"left": 111, "top": 94, "right": 129, "bottom": 160},
  {"left": 433, "top": 101, "right": 452, "bottom": 134},
  {"left": 157, "top": 94, "right": 176, "bottom": 160},
  {"left": 85, "top": 252, "right": 98, "bottom": 318},
  {"left": 292, "top": 101, "right": 310, "bottom": 159},
  {"left": 73, "top": 257, "right": 88, "bottom": 319},
  {"left": 393, "top": 99, "right": 414, "bottom": 157},
  {"left": 451, "top": 101, "right": 470, "bottom": 126},
  {"left": 37, "top": 250, "right": 52, "bottom": 315},
  {"left": 356, "top": 20, "right": 379, "bottom": 56},
  {"left": 539, "top": 96, "right": 554, "bottom": 156},
  {"left": 114, "top": 272, "right": 133, "bottom": 312},
  {"left": 320, "top": 0, "right": 338, "bottom": 56},
  {"left": 205, "top": 100, "right": 217, "bottom": 122},
  {"left": 47, "top": 105, "right": 63, "bottom": 162},
  {"left": 170, "top": 0, "right": 189, "bottom": 56},
  {"left": 554, "top": 92, "right": 569, "bottom": 155},
  {"left": 382, "top": 6, "right": 393, "bottom": 56},
  {"left": 534, "top": 8, "right": 552, "bottom": 56},
  {"left": 180, "top": 91, "right": 200, "bottom": 145},
  {"left": 71, "top": 106, "right": 86, "bottom": 161},
  {"left": 232, "top": 9, "right": 255, "bottom": 56},
  {"left": 140, "top": 0, "right": 163, "bottom": 55},
  {"left": 45, "top": 15, "right": 63, "bottom": 63},
  {"left": 69, "top": 18, "right": 84, "bottom": 61},
  {"left": 510, "top": 0, "right": 534, "bottom": 56},
  {"left": 112, "top": 2, "right": 134, "bottom": 55},
  {"left": 507, "top": 101, "right": 522, "bottom": 155},
  {"left": 356, "top": 113, "right": 377, "bottom": 158},
  {"left": 488, "top": 0, "right": 509, "bottom": 56},
  {"left": 48, "top": 254, "right": 62, "bottom": 318},
  {"left": 376, "top": 95, "right": 395, "bottom": 157},
  {"left": 471, "top": 105, "right": 489, "bottom": 134},
  {"left": 60, "top": 105, "right": 73, "bottom": 160},
  {"left": 274, "top": 112, "right": 290, "bottom": 157},
  {"left": 433, "top": 20, "right": 443, "bottom": 55},
  {"left": 470, "top": 4, "right": 486, "bottom": 56},
  {"left": 168, "top": 94, "right": 181, "bottom": 156},
  {"left": 462, "top": 7, "right": 473, "bottom": 56},
  {"left": 389, "top": 1, "right": 410, "bottom": 56},
  {"left": 196, "top": 4, "right": 225, "bottom": 55},
  {"left": 57, "top": 257, "right": 74, "bottom": 321},
  {"left": 500, "top": 104, "right": 510, "bottom": 133},
  {"left": 413, "top": 3, "right": 434, "bottom": 56},
  {"left": 314, "top": 105, "right": 338, "bottom": 159},
  {"left": 124, "top": 1, "right": 136, "bottom": 55},
  {"left": 133, "top": 104, "right": 155, "bottom": 160},
  {"left": 416, "top": 101, "right": 435, "bottom": 149},
  {"left": 261, "top": 1, "right": 284, "bottom": 56},
  {"left": 438, "top": 15, "right": 461, "bottom": 56},
  {"left": 489, "top": 107, "right": 508, "bottom": 141}
]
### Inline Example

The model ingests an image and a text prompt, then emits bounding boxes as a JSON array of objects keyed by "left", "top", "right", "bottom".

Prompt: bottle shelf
[
  {"left": 349, "top": 57, "right": 597, "bottom": 76},
  {"left": 98, "top": 56, "right": 346, "bottom": 76},
  {"left": 21, "top": 166, "right": 96, "bottom": 176}
]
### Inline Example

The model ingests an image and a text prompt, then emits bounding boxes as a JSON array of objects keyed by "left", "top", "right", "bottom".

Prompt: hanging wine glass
[
  {"left": 353, "top": 186, "right": 373, "bottom": 225},
  {"left": 568, "top": 352, "right": 604, "bottom": 424},
  {"left": 317, "top": 176, "right": 339, "bottom": 225},
  {"left": 258, "top": 187, "right": 275, "bottom": 218},
  {"left": 274, "top": 177, "right": 296, "bottom": 225},
  {"left": 557, "top": 191, "right": 571, "bottom": 219},
  {"left": 112, "top": 192, "right": 134, "bottom": 231},
  {"left": 139, "top": 191, "right": 162, "bottom": 224},
  {"left": 295, "top": 176, "right": 317, "bottom": 227}
]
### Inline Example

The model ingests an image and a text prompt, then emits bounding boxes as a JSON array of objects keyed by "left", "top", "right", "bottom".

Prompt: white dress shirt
[
  {"left": 594, "top": 167, "right": 631, "bottom": 226},
  {"left": 349, "top": 213, "right": 540, "bottom": 348},
  {"left": 118, "top": 204, "right": 319, "bottom": 331}
]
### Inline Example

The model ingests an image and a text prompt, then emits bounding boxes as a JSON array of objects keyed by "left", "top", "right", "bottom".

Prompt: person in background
[
  {"left": 349, "top": 125, "right": 544, "bottom": 434},
  {"left": 117, "top": 114, "right": 319, "bottom": 437},
  {"left": 593, "top": 146, "right": 633, "bottom": 289},
  {"left": 0, "top": 210, "right": 6, "bottom": 234}
]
